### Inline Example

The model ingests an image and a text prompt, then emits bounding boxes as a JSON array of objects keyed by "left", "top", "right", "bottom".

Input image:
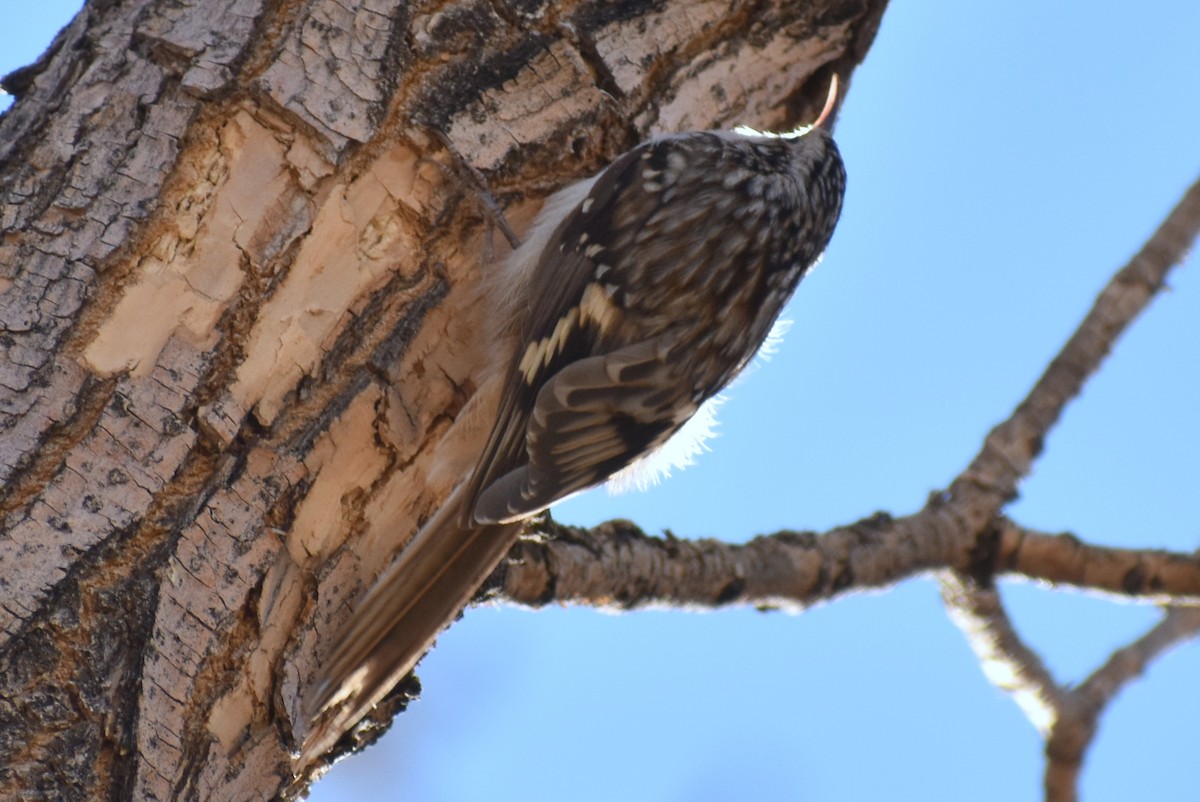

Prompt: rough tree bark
[{"left": 0, "top": 1, "right": 887, "bottom": 799}]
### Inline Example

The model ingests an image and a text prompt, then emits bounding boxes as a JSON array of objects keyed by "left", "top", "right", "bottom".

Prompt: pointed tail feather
[{"left": 301, "top": 485, "right": 522, "bottom": 760}]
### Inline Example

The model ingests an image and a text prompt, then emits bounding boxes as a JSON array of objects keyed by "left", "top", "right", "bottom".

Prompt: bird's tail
[{"left": 301, "top": 484, "right": 522, "bottom": 760}]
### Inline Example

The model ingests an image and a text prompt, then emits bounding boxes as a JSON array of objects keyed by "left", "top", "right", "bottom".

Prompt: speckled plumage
[
  {"left": 304, "top": 97, "right": 846, "bottom": 760},
  {"left": 471, "top": 125, "right": 845, "bottom": 524}
]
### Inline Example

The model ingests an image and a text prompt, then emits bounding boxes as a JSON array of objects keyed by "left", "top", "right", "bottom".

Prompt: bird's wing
[
  {"left": 463, "top": 143, "right": 658, "bottom": 521},
  {"left": 473, "top": 337, "right": 690, "bottom": 523}
]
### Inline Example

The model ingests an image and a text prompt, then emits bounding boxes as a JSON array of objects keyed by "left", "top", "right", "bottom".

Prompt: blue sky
[{"left": 5, "top": 2, "right": 1199, "bottom": 800}]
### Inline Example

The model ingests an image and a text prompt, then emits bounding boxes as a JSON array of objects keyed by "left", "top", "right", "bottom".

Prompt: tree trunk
[{"left": 0, "top": 1, "right": 886, "bottom": 798}]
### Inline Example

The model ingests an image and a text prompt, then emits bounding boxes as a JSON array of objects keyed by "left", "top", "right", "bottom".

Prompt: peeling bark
[{"left": 0, "top": 0, "right": 886, "bottom": 798}]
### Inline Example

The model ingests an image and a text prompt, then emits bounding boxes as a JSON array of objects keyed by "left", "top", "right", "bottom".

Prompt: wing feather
[{"left": 473, "top": 338, "right": 690, "bottom": 523}]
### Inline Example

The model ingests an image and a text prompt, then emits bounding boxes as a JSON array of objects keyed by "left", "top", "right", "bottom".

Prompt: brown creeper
[{"left": 303, "top": 80, "right": 846, "bottom": 758}]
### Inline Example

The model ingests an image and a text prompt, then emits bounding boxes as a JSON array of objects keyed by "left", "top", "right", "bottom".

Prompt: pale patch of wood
[
  {"left": 288, "top": 385, "right": 390, "bottom": 563},
  {"left": 207, "top": 681, "right": 254, "bottom": 753},
  {"left": 229, "top": 142, "right": 428, "bottom": 424},
  {"left": 83, "top": 111, "right": 291, "bottom": 376}
]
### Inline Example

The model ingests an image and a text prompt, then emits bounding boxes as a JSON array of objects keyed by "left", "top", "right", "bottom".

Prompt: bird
[{"left": 302, "top": 76, "right": 847, "bottom": 760}]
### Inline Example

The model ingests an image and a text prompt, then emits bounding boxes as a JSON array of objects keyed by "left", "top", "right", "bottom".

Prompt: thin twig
[
  {"left": 420, "top": 124, "right": 522, "bottom": 249},
  {"left": 950, "top": 175, "right": 1200, "bottom": 526},
  {"left": 1080, "top": 606, "right": 1200, "bottom": 706},
  {"left": 1043, "top": 606, "right": 1200, "bottom": 802}
]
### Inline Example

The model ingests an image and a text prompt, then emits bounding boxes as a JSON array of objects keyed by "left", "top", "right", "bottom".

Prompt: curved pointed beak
[{"left": 813, "top": 74, "right": 839, "bottom": 130}]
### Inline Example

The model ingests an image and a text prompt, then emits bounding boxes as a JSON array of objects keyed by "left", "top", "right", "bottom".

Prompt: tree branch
[
  {"left": 995, "top": 518, "right": 1200, "bottom": 603},
  {"left": 939, "top": 570, "right": 1063, "bottom": 734},
  {"left": 492, "top": 514, "right": 1200, "bottom": 610},
  {"left": 493, "top": 512, "right": 956, "bottom": 610},
  {"left": 942, "top": 175, "right": 1200, "bottom": 801}
]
